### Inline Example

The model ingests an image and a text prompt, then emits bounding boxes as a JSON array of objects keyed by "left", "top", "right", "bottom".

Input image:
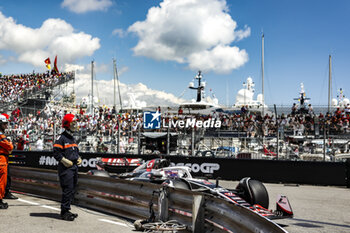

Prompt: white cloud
[
  {"left": 128, "top": 0, "right": 250, "bottom": 74},
  {"left": 188, "top": 45, "right": 248, "bottom": 74},
  {"left": 112, "top": 28, "right": 126, "bottom": 38},
  {"left": 0, "top": 11, "right": 100, "bottom": 68},
  {"left": 235, "top": 25, "right": 251, "bottom": 42},
  {"left": 61, "top": 0, "right": 113, "bottom": 14},
  {"left": 64, "top": 63, "right": 184, "bottom": 107}
]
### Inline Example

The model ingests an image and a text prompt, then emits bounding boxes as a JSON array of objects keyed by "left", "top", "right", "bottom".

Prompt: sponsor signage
[
  {"left": 163, "top": 118, "right": 221, "bottom": 128},
  {"left": 143, "top": 111, "right": 221, "bottom": 129},
  {"left": 143, "top": 111, "right": 161, "bottom": 129},
  {"left": 38, "top": 155, "right": 97, "bottom": 168},
  {"left": 170, "top": 162, "right": 220, "bottom": 174}
]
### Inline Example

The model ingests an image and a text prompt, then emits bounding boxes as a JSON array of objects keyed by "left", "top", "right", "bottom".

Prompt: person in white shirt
[{"left": 36, "top": 136, "right": 44, "bottom": 150}]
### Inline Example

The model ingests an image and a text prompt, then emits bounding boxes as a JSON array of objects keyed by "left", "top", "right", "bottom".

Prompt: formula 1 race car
[{"left": 88, "top": 157, "right": 293, "bottom": 220}]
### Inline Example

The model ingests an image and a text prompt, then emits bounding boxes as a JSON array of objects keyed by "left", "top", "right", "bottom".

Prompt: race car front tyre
[{"left": 236, "top": 177, "right": 269, "bottom": 209}]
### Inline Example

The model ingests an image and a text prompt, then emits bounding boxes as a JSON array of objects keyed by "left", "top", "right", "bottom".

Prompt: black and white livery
[{"left": 88, "top": 158, "right": 293, "bottom": 220}]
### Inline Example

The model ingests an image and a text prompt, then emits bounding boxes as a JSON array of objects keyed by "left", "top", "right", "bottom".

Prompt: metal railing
[{"left": 11, "top": 166, "right": 287, "bottom": 233}]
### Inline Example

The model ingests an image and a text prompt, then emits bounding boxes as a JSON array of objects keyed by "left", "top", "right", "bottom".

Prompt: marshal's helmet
[
  {"left": 62, "top": 114, "right": 75, "bottom": 129},
  {"left": 0, "top": 113, "right": 9, "bottom": 124}
]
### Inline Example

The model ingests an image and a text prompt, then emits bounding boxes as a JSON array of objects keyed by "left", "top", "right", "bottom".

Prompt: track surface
[
  {"left": 219, "top": 181, "right": 350, "bottom": 233},
  {"left": 0, "top": 193, "right": 135, "bottom": 233},
  {"left": 1, "top": 182, "right": 349, "bottom": 233}
]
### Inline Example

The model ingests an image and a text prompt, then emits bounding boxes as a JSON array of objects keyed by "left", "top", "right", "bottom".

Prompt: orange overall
[{"left": 0, "top": 133, "right": 13, "bottom": 200}]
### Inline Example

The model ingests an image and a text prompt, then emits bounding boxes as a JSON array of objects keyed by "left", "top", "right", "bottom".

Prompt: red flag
[
  {"left": 54, "top": 55, "right": 59, "bottom": 74},
  {"left": 44, "top": 58, "right": 51, "bottom": 70}
]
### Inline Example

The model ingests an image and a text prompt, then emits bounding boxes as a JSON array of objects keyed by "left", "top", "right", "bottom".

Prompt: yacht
[
  {"left": 178, "top": 71, "right": 221, "bottom": 115},
  {"left": 231, "top": 77, "right": 268, "bottom": 114}
]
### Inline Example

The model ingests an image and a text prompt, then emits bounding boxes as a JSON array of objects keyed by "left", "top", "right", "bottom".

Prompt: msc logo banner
[{"left": 143, "top": 111, "right": 161, "bottom": 129}]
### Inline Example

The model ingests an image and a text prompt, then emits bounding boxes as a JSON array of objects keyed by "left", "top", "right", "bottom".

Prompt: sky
[{"left": 0, "top": 0, "right": 350, "bottom": 108}]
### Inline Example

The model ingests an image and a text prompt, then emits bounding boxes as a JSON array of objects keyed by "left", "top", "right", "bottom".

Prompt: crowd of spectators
[
  {"left": 3, "top": 102, "right": 350, "bottom": 152},
  {"left": 2, "top": 71, "right": 350, "bottom": 153},
  {"left": 161, "top": 104, "right": 350, "bottom": 137},
  {"left": 0, "top": 71, "right": 74, "bottom": 105},
  {"left": 5, "top": 104, "right": 143, "bottom": 151}
]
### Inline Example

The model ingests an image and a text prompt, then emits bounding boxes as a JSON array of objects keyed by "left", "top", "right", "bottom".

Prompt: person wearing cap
[
  {"left": 0, "top": 113, "right": 13, "bottom": 209},
  {"left": 53, "top": 114, "right": 82, "bottom": 221}
]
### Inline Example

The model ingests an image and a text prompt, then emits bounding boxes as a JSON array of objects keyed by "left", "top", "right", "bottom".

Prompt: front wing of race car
[
  {"left": 184, "top": 179, "right": 293, "bottom": 220},
  {"left": 215, "top": 189, "right": 293, "bottom": 220}
]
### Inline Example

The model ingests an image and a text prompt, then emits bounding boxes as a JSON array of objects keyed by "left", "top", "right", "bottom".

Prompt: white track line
[
  {"left": 17, "top": 198, "right": 39, "bottom": 206},
  {"left": 18, "top": 198, "right": 60, "bottom": 211},
  {"left": 41, "top": 205, "right": 60, "bottom": 211},
  {"left": 18, "top": 198, "right": 130, "bottom": 228},
  {"left": 98, "top": 219, "right": 128, "bottom": 227}
]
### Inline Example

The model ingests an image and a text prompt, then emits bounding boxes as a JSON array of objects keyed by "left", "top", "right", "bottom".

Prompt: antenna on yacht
[{"left": 189, "top": 70, "right": 204, "bottom": 102}]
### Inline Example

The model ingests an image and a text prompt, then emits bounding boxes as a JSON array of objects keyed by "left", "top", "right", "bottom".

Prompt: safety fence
[{"left": 11, "top": 166, "right": 287, "bottom": 233}]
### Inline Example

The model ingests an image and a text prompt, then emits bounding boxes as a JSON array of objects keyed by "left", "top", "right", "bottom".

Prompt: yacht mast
[
  {"left": 91, "top": 60, "right": 94, "bottom": 117},
  {"left": 328, "top": 55, "right": 332, "bottom": 113},
  {"left": 113, "top": 59, "right": 116, "bottom": 111},
  {"left": 261, "top": 33, "right": 265, "bottom": 116},
  {"left": 114, "top": 59, "right": 123, "bottom": 111},
  {"left": 189, "top": 71, "right": 203, "bottom": 102}
]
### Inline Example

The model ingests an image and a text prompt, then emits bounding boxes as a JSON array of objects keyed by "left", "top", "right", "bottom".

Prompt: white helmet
[{"left": 0, "top": 114, "right": 9, "bottom": 123}]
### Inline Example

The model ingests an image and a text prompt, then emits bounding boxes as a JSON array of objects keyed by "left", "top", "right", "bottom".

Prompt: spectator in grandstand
[
  {"left": 36, "top": 136, "right": 44, "bottom": 151},
  {"left": 16, "top": 136, "right": 27, "bottom": 151},
  {"left": 345, "top": 104, "right": 350, "bottom": 115},
  {"left": 241, "top": 105, "right": 248, "bottom": 116},
  {"left": 308, "top": 104, "right": 314, "bottom": 116},
  {"left": 0, "top": 113, "right": 14, "bottom": 209},
  {"left": 96, "top": 137, "right": 108, "bottom": 153},
  {"left": 53, "top": 114, "right": 82, "bottom": 221},
  {"left": 291, "top": 103, "right": 297, "bottom": 115}
]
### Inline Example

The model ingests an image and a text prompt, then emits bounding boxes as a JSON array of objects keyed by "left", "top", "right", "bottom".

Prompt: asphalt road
[
  {"left": 218, "top": 181, "right": 350, "bottom": 233},
  {"left": 1, "top": 182, "right": 349, "bottom": 233},
  {"left": 0, "top": 193, "right": 136, "bottom": 233}
]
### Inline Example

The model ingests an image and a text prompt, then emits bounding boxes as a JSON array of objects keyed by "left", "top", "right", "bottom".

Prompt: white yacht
[
  {"left": 331, "top": 88, "right": 350, "bottom": 109},
  {"left": 179, "top": 71, "right": 221, "bottom": 115},
  {"left": 232, "top": 77, "right": 268, "bottom": 114}
]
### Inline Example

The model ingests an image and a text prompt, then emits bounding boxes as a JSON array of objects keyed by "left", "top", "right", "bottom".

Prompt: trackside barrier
[
  {"left": 76, "top": 174, "right": 160, "bottom": 220},
  {"left": 10, "top": 150, "right": 348, "bottom": 187},
  {"left": 203, "top": 196, "right": 286, "bottom": 233},
  {"left": 346, "top": 159, "right": 350, "bottom": 188},
  {"left": 160, "top": 187, "right": 287, "bottom": 233},
  {"left": 11, "top": 166, "right": 160, "bottom": 221},
  {"left": 10, "top": 166, "right": 287, "bottom": 233}
]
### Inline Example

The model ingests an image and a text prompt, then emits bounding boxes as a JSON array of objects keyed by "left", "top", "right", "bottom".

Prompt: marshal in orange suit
[{"left": 0, "top": 113, "right": 13, "bottom": 209}]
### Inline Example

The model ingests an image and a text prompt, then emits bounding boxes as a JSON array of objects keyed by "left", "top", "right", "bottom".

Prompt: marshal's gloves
[
  {"left": 61, "top": 157, "right": 73, "bottom": 168},
  {"left": 77, "top": 157, "right": 82, "bottom": 166}
]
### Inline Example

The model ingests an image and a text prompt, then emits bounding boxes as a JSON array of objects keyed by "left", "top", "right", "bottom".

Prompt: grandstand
[
  {"left": 0, "top": 71, "right": 75, "bottom": 114},
  {"left": 2, "top": 71, "right": 350, "bottom": 161}
]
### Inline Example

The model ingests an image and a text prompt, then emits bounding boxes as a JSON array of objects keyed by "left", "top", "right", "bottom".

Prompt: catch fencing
[{"left": 11, "top": 166, "right": 287, "bottom": 233}]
